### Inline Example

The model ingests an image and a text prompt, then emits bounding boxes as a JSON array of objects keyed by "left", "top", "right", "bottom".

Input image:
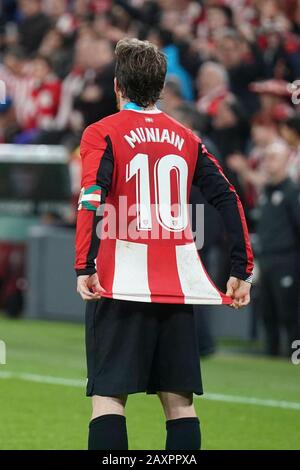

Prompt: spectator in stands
[
  {"left": 214, "top": 28, "right": 264, "bottom": 115},
  {"left": 0, "top": 97, "right": 17, "bottom": 143},
  {"left": 0, "top": 47, "right": 33, "bottom": 136},
  {"left": 206, "top": 3, "right": 234, "bottom": 34},
  {"left": 38, "top": 28, "right": 73, "bottom": 79},
  {"left": 196, "top": 61, "right": 229, "bottom": 115},
  {"left": 280, "top": 115, "right": 300, "bottom": 182},
  {"left": 0, "top": 1, "right": 17, "bottom": 42},
  {"left": 160, "top": 79, "right": 184, "bottom": 116},
  {"left": 40, "top": 34, "right": 96, "bottom": 147},
  {"left": 44, "top": 0, "right": 74, "bottom": 36},
  {"left": 148, "top": 28, "right": 195, "bottom": 101},
  {"left": 197, "top": 62, "right": 249, "bottom": 161},
  {"left": 258, "top": 17, "right": 300, "bottom": 80},
  {"left": 227, "top": 120, "right": 281, "bottom": 210},
  {"left": 256, "top": 141, "right": 300, "bottom": 356},
  {"left": 18, "top": 0, "right": 51, "bottom": 54},
  {"left": 292, "top": 0, "right": 300, "bottom": 36},
  {"left": 250, "top": 79, "right": 294, "bottom": 124},
  {"left": 73, "top": 38, "right": 116, "bottom": 127},
  {"left": 15, "top": 55, "right": 62, "bottom": 143}
]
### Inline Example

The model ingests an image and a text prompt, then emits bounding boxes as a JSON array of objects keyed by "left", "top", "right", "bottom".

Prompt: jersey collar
[{"left": 122, "top": 102, "right": 162, "bottom": 114}]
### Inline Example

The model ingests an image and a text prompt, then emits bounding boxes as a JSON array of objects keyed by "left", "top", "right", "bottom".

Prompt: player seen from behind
[{"left": 75, "top": 38, "right": 254, "bottom": 450}]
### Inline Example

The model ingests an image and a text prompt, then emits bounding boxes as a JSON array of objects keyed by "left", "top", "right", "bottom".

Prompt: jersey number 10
[{"left": 126, "top": 153, "right": 188, "bottom": 232}]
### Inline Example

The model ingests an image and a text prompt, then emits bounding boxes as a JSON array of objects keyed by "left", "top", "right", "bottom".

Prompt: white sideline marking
[
  {"left": 0, "top": 370, "right": 300, "bottom": 411},
  {"left": 201, "top": 393, "right": 300, "bottom": 411},
  {"left": 0, "top": 370, "right": 85, "bottom": 387}
]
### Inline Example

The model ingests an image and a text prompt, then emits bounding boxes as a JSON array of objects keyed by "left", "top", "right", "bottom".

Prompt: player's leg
[
  {"left": 158, "top": 391, "right": 200, "bottom": 450},
  {"left": 91, "top": 394, "right": 127, "bottom": 419},
  {"left": 85, "top": 298, "right": 158, "bottom": 450},
  {"left": 158, "top": 391, "right": 196, "bottom": 420},
  {"left": 88, "top": 395, "right": 128, "bottom": 450},
  {"left": 147, "top": 304, "right": 202, "bottom": 450}
]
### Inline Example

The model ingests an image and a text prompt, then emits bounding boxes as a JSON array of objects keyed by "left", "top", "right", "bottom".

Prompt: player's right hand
[
  {"left": 226, "top": 276, "right": 251, "bottom": 309},
  {"left": 77, "top": 274, "right": 104, "bottom": 301}
]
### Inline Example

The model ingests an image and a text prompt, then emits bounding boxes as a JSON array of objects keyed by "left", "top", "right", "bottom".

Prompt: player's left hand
[
  {"left": 226, "top": 276, "right": 251, "bottom": 309},
  {"left": 77, "top": 274, "right": 104, "bottom": 301}
]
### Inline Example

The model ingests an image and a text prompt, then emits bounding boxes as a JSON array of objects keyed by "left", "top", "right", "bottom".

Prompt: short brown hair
[{"left": 115, "top": 38, "right": 167, "bottom": 108}]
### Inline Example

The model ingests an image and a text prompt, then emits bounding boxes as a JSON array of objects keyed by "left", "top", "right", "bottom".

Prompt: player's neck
[{"left": 120, "top": 98, "right": 157, "bottom": 112}]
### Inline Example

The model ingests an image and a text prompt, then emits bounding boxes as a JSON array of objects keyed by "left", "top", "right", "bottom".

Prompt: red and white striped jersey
[
  {"left": 0, "top": 65, "right": 34, "bottom": 127},
  {"left": 75, "top": 108, "right": 253, "bottom": 304}
]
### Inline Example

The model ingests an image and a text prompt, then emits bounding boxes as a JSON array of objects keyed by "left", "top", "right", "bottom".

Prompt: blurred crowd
[{"left": 0, "top": 0, "right": 300, "bottom": 356}]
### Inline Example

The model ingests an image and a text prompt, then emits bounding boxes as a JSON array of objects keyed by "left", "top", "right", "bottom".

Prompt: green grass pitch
[{"left": 0, "top": 316, "right": 299, "bottom": 450}]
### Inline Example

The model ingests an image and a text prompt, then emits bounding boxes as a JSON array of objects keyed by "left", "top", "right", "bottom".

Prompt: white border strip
[
  {"left": 0, "top": 144, "right": 68, "bottom": 163},
  {"left": 124, "top": 108, "right": 162, "bottom": 114},
  {"left": 0, "top": 370, "right": 299, "bottom": 411},
  {"left": 201, "top": 392, "right": 300, "bottom": 411},
  {"left": 0, "top": 370, "right": 85, "bottom": 387}
]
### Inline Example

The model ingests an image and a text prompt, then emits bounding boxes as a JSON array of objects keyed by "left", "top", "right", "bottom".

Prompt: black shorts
[{"left": 85, "top": 298, "right": 203, "bottom": 397}]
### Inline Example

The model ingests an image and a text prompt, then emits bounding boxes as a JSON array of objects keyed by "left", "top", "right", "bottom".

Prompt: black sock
[
  {"left": 166, "top": 417, "right": 201, "bottom": 450},
  {"left": 88, "top": 414, "right": 128, "bottom": 450}
]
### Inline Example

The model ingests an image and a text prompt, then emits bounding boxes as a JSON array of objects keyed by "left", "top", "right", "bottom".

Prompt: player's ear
[{"left": 114, "top": 77, "right": 119, "bottom": 95}]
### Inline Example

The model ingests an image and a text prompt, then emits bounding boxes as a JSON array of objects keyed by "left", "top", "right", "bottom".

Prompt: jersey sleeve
[
  {"left": 75, "top": 123, "right": 114, "bottom": 276},
  {"left": 193, "top": 141, "right": 254, "bottom": 282}
]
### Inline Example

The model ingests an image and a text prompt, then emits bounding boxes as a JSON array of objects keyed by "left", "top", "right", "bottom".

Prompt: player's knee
[
  {"left": 91, "top": 395, "right": 127, "bottom": 420},
  {"left": 158, "top": 392, "right": 197, "bottom": 420}
]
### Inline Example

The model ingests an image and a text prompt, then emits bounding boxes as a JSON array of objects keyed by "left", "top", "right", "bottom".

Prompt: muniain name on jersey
[{"left": 124, "top": 127, "right": 185, "bottom": 151}]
